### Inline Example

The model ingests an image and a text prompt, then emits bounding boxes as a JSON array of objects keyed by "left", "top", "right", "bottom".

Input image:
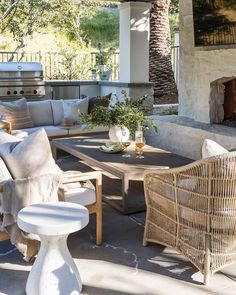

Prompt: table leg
[
  {"left": 26, "top": 234, "right": 82, "bottom": 295},
  {"left": 122, "top": 176, "right": 129, "bottom": 213}
]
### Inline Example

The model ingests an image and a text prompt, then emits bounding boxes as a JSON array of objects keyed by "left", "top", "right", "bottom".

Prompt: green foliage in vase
[{"left": 79, "top": 91, "right": 157, "bottom": 137}]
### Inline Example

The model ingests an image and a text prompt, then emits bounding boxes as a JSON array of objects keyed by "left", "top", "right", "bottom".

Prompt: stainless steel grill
[{"left": 0, "top": 62, "right": 45, "bottom": 100}]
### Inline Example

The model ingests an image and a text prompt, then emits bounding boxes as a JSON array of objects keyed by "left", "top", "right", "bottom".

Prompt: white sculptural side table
[{"left": 17, "top": 202, "right": 89, "bottom": 295}]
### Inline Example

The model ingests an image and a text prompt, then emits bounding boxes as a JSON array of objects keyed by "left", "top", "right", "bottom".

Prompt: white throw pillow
[
  {"left": 51, "top": 98, "right": 89, "bottom": 125},
  {"left": 0, "top": 128, "right": 62, "bottom": 179},
  {"left": 63, "top": 98, "right": 89, "bottom": 123},
  {"left": 202, "top": 139, "right": 228, "bottom": 159}
]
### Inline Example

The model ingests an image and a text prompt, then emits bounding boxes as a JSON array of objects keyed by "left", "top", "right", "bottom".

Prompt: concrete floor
[{"left": 1, "top": 155, "right": 236, "bottom": 295}]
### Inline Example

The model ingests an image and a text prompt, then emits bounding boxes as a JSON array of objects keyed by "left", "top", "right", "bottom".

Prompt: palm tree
[{"left": 149, "top": 0, "right": 178, "bottom": 104}]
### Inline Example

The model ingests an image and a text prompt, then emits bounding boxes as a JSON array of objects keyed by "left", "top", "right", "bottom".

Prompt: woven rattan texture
[{"left": 143, "top": 152, "right": 236, "bottom": 285}]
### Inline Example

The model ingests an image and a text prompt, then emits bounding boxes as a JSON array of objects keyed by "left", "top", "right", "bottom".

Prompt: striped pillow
[{"left": 0, "top": 98, "right": 34, "bottom": 130}]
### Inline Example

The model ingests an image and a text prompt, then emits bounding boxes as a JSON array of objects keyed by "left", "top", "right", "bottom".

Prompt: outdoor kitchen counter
[
  {"left": 45, "top": 80, "right": 154, "bottom": 87},
  {"left": 45, "top": 80, "right": 98, "bottom": 86},
  {"left": 45, "top": 80, "right": 154, "bottom": 101}
]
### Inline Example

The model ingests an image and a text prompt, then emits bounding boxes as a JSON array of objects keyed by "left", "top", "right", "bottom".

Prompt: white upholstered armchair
[{"left": 0, "top": 128, "right": 103, "bottom": 258}]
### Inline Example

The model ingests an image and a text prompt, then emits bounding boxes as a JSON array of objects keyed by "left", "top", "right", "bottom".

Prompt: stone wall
[{"left": 179, "top": 0, "right": 236, "bottom": 123}]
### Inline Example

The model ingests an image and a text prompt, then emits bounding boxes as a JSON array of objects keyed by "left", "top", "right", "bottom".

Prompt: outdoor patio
[
  {"left": 0, "top": 0, "right": 236, "bottom": 294},
  {"left": 0, "top": 153, "right": 236, "bottom": 295}
]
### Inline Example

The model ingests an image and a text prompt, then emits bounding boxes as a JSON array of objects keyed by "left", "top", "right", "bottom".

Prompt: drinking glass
[
  {"left": 122, "top": 141, "right": 131, "bottom": 158},
  {"left": 135, "top": 134, "right": 145, "bottom": 159}
]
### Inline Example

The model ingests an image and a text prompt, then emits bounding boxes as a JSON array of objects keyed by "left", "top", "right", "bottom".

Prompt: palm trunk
[{"left": 149, "top": 0, "right": 178, "bottom": 104}]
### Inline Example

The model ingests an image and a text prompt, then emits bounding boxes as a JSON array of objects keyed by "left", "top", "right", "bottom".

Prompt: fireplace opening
[
  {"left": 209, "top": 77, "right": 236, "bottom": 126},
  {"left": 223, "top": 79, "right": 236, "bottom": 126}
]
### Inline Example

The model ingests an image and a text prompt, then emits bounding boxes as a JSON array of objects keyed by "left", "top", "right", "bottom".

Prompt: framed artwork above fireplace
[{"left": 192, "top": 0, "right": 236, "bottom": 47}]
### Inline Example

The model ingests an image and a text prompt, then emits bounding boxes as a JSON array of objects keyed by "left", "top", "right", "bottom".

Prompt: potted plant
[
  {"left": 95, "top": 43, "right": 114, "bottom": 80},
  {"left": 90, "top": 68, "right": 97, "bottom": 80},
  {"left": 78, "top": 91, "right": 157, "bottom": 141}
]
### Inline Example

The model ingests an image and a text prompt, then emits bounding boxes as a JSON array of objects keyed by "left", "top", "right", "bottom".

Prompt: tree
[
  {"left": 0, "top": 0, "right": 101, "bottom": 51},
  {"left": 149, "top": 0, "right": 178, "bottom": 104},
  {"left": 170, "top": 0, "right": 179, "bottom": 14},
  {"left": 80, "top": 8, "right": 119, "bottom": 49}
]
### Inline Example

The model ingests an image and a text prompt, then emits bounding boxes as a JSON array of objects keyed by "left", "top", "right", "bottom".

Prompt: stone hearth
[{"left": 147, "top": 115, "right": 236, "bottom": 160}]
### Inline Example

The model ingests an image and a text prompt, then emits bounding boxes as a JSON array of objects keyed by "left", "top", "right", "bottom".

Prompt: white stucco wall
[{"left": 178, "top": 0, "right": 236, "bottom": 123}]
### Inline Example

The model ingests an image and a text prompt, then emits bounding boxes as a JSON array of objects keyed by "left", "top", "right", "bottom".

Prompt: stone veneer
[{"left": 179, "top": 0, "right": 236, "bottom": 123}]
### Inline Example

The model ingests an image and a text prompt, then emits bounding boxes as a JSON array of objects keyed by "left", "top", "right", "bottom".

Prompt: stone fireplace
[{"left": 147, "top": 0, "right": 236, "bottom": 160}]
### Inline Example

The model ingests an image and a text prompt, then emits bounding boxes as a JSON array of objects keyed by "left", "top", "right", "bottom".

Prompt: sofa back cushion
[
  {"left": 28, "top": 100, "right": 54, "bottom": 126},
  {"left": 0, "top": 128, "right": 62, "bottom": 179},
  {"left": 51, "top": 100, "right": 64, "bottom": 125},
  {"left": 0, "top": 98, "right": 34, "bottom": 130}
]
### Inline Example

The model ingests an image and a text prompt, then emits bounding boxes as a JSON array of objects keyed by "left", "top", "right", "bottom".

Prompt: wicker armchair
[{"left": 143, "top": 152, "right": 236, "bottom": 285}]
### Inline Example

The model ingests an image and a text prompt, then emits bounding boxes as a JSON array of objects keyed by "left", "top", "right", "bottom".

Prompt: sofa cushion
[
  {"left": 0, "top": 128, "right": 62, "bottom": 179},
  {"left": 68, "top": 125, "right": 109, "bottom": 135},
  {"left": 28, "top": 100, "right": 54, "bottom": 126},
  {"left": 12, "top": 125, "right": 108, "bottom": 138},
  {"left": 0, "top": 98, "right": 34, "bottom": 130},
  {"left": 202, "top": 139, "right": 228, "bottom": 159},
  {"left": 64, "top": 186, "right": 96, "bottom": 206},
  {"left": 12, "top": 126, "right": 68, "bottom": 139},
  {"left": 88, "top": 93, "right": 112, "bottom": 114}
]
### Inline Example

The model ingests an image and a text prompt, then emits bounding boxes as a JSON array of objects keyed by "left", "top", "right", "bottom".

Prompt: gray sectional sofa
[{"left": 9, "top": 98, "right": 108, "bottom": 139}]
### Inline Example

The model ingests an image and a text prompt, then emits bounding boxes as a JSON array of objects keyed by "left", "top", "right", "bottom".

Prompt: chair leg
[
  {"left": 204, "top": 272, "right": 210, "bottom": 286},
  {"left": 143, "top": 226, "right": 148, "bottom": 246},
  {"left": 143, "top": 218, "right": 149, "bottom": 246},
  {"left": 203, "top": 251, "right": 211, "bottom": 285},
  {"left": 95, "top": 207, "right": 102, "bottom": 246},
  {"left": 204, "top": 236, "right": 211, "bottom": 285}
]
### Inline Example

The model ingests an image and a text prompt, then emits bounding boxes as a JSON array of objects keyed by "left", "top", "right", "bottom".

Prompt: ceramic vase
[{"left": 109, "top": 126, "right": 130, "bottom": 142}]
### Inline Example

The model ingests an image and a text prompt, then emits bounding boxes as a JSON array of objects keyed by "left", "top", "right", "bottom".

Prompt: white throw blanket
[{"left": 0, "top": 174, "right": 62, "bottom": 261}]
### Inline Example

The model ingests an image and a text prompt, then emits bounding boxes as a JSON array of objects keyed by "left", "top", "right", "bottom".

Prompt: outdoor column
[{"left": 119, "top": 1, "right": 152, "bottom": 83}]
